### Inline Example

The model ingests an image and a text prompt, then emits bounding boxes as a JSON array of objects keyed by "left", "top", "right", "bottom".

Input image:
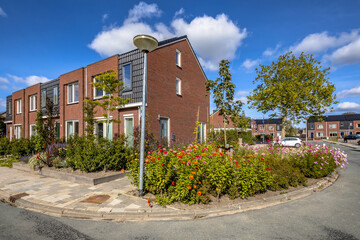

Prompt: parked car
[
  {"left": 273, "top": 137, "right": 302, "bottom": 148},
  {"left": 344, "top": 134, "right": 360, "bottom": 143}
]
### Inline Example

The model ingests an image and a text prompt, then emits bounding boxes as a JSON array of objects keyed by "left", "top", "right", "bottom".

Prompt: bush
[
  {"left": 10, "top": 138, "right": 35, "bottom": 159},
  {"left": 208, "top": 129, "right": 240, "bottom": 146},
  {"left": 239, "top": 131, "right": 254, "bottom": 145},
  {"left": 0, "top": 137, "right": 10, "bottom": 156},
  {"left": 66, "top": 135, "right": 130, "bottom": 172}
]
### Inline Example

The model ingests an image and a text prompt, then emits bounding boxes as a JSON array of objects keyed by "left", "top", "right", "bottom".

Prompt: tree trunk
[
  {"left": 224, "top": 117, "right": 227, "bottom": 146},
  {"left": 281, "top": 116, "right": 287, "bottom": 138}
]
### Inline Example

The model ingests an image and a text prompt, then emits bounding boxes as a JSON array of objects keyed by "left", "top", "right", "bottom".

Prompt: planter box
[{"left": 12, "top": 162, "right": 126, "bottom": 185}]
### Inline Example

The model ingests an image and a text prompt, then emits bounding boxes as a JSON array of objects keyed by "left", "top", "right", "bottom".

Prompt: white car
[{"left": 273, "top": 137, "right": 302, "bottom": 148}]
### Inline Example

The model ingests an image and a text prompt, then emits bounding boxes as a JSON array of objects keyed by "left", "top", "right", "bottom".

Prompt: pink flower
[{"left": 314, "top": 162, "right": 318, "bottom": 164}]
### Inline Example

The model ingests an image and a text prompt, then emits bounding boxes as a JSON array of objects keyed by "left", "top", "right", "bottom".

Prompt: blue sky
[{"left": 1, "top": 0, "right": 360, "bottom": 123}]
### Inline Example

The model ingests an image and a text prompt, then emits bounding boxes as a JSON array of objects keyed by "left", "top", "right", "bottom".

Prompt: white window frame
[
  {"left": 329, "top": 124, "right": 337, "bottom": 129},
  {"left": 41, "top": 89, "right": 46, "bottom": 107},
  {"left": 317, "top": 124, "right": 324, "bottom": 129},
  {"left": 317, "top": 132, "right": 324, "bottom": 137},
  {"left": 93, "top": 116, "right": 113, "bottom": 139},
  {"left": 16, "top": 99, "right": 22, "bottom": 114},
  {"left": 29, "top": 94, "right": 37, "bottom": 112},
  {"left": 259, "top": 126, "right": 264, "bottom": 130},
  {"left": 124, "top": 114, "right": 134, "bottom": 146},
  {"left": 65, "top": 120, "right": 79, "bottom": 139},
  {"left": 198, "top": 122, "right": 206, "bottom": 142},
  {"left": 176, "top": 49, "right": 181, "bottom": 67},
  {"left": 268, "top": 126, "right": 274, "bottom": 130},
  {"left": 93, "top": 77, "right": 110, "bottom": 99},
  {"left": 67, "top": 82, "right": 79, "bottom": 104},
  {"left": 160, "top": 117, "right": 170, "bottom": 144},
  {"left": 53, "top": 87, "right": 58, "bottom": 105},
  {"left": 176, "top": 78, "right": 181, "bottom": 95},
  {"left": 122, "top": 64, "right": 132, "bottom": 91},
  {"left": 29, "top": 124, "right": 36, "bottom": 137},
  {"left": 14, "top": 125, "right": 22, "bottom": 139}
]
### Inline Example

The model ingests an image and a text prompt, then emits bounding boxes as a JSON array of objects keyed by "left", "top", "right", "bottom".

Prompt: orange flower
[
  {"left": 120, "top": 169, "right": 125, "bottom": 172},
  {"left": 219, "top": 152, "right": 224, "bottom": 156},
  {"left": 187, "top": 186, "right": 192, "bottom": 190},
  {"left": 198, "top": 181, "right": 201, "bottom": 184},
  {"left": 189, "top": 176, "right": 194, "bottom": 180},
  {"left": 197, "top": 191, "right": 202, "bottom": 196},
  {"left": 212, "top": 152, "right": 217, "bottom": 156},
  {"left": 193, "top": 185, "right": 197, "bottom": 189},
  {"left": 192, "top": 171, "right": 196, "bottom": 175}
]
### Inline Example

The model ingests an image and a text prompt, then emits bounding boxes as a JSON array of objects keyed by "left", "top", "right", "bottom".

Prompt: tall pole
[
  {"left": 305, "top": 118, "right": 308, "bottom": 142},
  {"left": 138, "top": 51, "right": 148, "bottom": 197}
]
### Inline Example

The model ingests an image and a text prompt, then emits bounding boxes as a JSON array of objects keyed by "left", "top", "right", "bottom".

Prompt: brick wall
[{"left": 24, "top": 84, "right": 41, "bottom": 138}]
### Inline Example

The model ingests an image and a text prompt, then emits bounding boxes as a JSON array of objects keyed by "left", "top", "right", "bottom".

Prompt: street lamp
[{"left": 133, "top": 34, "right": 158, "bottom": 197}]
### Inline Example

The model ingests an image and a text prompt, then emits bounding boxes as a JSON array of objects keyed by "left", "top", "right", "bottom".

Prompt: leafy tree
[
  {"left": 342, "top": 112, "right": 356, "bottom": 115},
  {"left": 34, "top": 109, "right": 46, "bottom": 151},
  {"left": 0, "top": 113, "right": 5, "bottom": 137},
  {"left": 247, "top": 52, "right": 337, "bottom": 138},
  {"left": 83, "top": 97, "right": 97, "bottom": 140},
  {"left": 44, "top": 96, "right": 58, "bottom": 144},
  {"left": 88, "top": 70, "right": 132, "bottom": 139},
  {"left": 206, "top": 60, "right": 244, "bottom": 146}
]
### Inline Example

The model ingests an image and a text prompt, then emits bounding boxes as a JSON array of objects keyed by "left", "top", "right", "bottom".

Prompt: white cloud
[
  {"left": 0, "top": 77, "right": 9, "bottom": 89},
  {"left": 336, "top": 102, "right": 360, "bottom": 112},
  {"left": 290, "top": 30, "right": 360, "bottom": 55},
  {"left": 263, "top": 44, "right": 281, "bottom": 56},
  {"left": 337, "top": 86, "right": 360, "bottom": 98},
  {"left": 125, "top": 1, "right": 162, "bottom": 24},
  {"left": 0, "top": 98, "right": 6, "bottom": 109},
  {"left": 0, "top": 7, "right": 7, "bottom": 17},
  {"left": 89, "top": 3, "right": 247, "bottom": 71},
  {"left": 174, "top": 8, "right": 184, "bottom": 18},
  {"left": 234, "top": 90, "right": 249, "bottom": 104},
  {"left": 242, "top": 59, "right": 259, "bottom": 69},
  {"left": 328, "top": 38, "right": 360, "bottom": 65},
  {"left": 236, "top": 90, "right": 249, "bottom": 96},
  {"left": 7, "top": 74, "right": 51, "bottom": 86},
  {"left": 102, "top": 13, "right": 108, "bottom": 22}
]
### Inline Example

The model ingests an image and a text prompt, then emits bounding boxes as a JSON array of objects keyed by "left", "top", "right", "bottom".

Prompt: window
[
  {"left": 29, "top": 95, "right": 37, "bottom": 111},
  {"left": 68, "top": 82, "right": 79, "bottom": 104},
  {"left": 317, "top": 124, "right": 324, "bottom": 129},
  {"left": 176, "top": 49, "right": 181, "bottom": 67},
  {"left": 30, "top": 124, "right": 36, "bottom": 137},
  {"left": 317, "top": 132, "right": 324, "bottom": 137},
  {"left": 94, "top": 121, "right": 113, "bottom": 140},
  {"left": 55, "top": 122, "right": 60, "bottom": 139},
  {"left": 310, "top": 124, "right": 314, "bottom": 129},
  {"left": 197, "top": 122, "right": 206, "bottom": 142},
  {"left": 66, "top": 120, "right": 79, "bottom": 139},
  {"left": 260, "top": 126, "right": 264, "bottom": 130},
  {"left": 341, "top": 132, "right": 344, "bottom": 137},
  {"left": 176, "top": 78, "right": 181, "bottom": 95},
  {"left": 8, "top": 101, "right": 12, "bottom": 115},
  {"left": 330, "top": 132, "right": 338, "bottom": 137},
  {"left": 160, "top": 117, "right": 169, "bottom": 142},
  {"left": 329, "top": 124, "right": 337, "bottom": 129},
  {"left": 123, "top": 64, "right": 132, "bottom": 91},
  {"left": 53, "top": 87, "right": 58, "bottom": 105},
  {"left": 15, "top": 125, "right": 22, "bottom": 139},
  {"left": 41, "top": 90, "right": 46, "bottom": 107},
  {"left": 93, "top": 77, "right": 111, "bottom": 98},
  {"left": 16, "top": 99, "right": 22, "bottom": 114},
  {"left": 357, "top": 124, "right": 360, "bottom": 128},
  {"left": 269, "top": 126, "right": 274, "bottom": 130},
  {"left": 124, "top": 116, "right": 134, "bottom": 147}
]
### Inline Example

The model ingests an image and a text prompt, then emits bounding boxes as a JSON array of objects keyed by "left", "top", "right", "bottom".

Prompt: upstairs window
[
  {"left": 8, "top": 101, "right": 12, "bottom": 115},
  {"left": 93, "top": 77, "right": 110, "bottom": 98},
  {"left": 53, "top": 87, "right": 58, "bottom": 105},
  {"left": 41, "top": 89, "right": 46, "bottom": 107},
  {"left": 269, "top": 126, "right": 274, "bottom": 130},
  {"left": 123, "top": 64, "right": 132, "bottom": 91},
  {"left": 176, "top": 49, "right": 181, "bottom": 67},
  {"left": 29, "top": 94, "right": 37, "bottom": 111},
  {"left": 16, "top": 99, "right": 22, "bottom": 114},
  {"left": 176, "top": 78, "right": 181, "bottom": 95},
  {"left": 329, "top": 124, "right": 337, "bottom": 129},
  {"left": 68, "top": 82, "right": 79, "bottom": 104},
  {"left": 317, "top": 124, "right": 324, "bottom": 129}
]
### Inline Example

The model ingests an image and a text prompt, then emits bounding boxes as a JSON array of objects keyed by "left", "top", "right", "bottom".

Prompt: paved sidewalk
[{"left": 0, "top": 166, "right": 337, "bottom": 222}]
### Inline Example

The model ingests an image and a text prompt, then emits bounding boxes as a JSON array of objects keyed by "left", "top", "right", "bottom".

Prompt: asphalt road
[{"left": 1, "top": 143, "right": 359, "bottom": 240}]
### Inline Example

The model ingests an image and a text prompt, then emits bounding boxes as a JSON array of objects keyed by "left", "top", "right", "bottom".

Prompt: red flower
[
  {"left": 158, "top": 145, "right": 161, "bottom": 148},
  {"left": 164, "top": 151, "right": 168, "bottom": 154},
  {"left": 160, "top": 149, "right": 163, "bottom": 153},
  {"left": 168, "top": 162, "right": 171, "bottom": 165},
  {"left": 193, "top": 185, "right": 197, "bottom": 189},
  {"left": 172, "top": 181, "right": 175, "bottom": 186},
  {"left": 187, "top": 186, "right": 192, "bottom": 190},
  {"left": 157, "top": 156, "right": 161, "bottom": 160},
  {"left": 161, "top": 163, "right": 164, "bottom": 166},
  {"left": 266, "top": 167, "right": 271, "bottom": 171},
  {"left": 147, "top": 199, "right": 151, "bottom": 207},
  {"left": 197, "top": 191, "right": 202, "bottom": 196}
]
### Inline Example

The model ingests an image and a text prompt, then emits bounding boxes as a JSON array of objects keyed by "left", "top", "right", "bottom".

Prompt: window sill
[
  {"left": 29, "top": 110, "right": 37, "bottom": 112},
  {"left": 67, "top": 102, "right": 79, "bottom": 106},
  {"left": 176, "top": 65, "right": 182, "bottom": 69},
  {"left": 176, "top": 94, "right": 182, "bottom": 97}
]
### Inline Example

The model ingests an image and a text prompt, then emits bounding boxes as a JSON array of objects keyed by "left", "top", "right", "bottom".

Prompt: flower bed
[{"left": 127, "top": 142, "right": 348, "bottom": 206}]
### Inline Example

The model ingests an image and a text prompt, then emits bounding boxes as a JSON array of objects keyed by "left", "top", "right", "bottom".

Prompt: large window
[
  {"left": 93, "top": 77, "right": 110, "bottom": 98},
  {"left": 176, "top": 49, "right": 181, "bottom": 67},
  {"left": 16, "top": 99, "right": 22, "bottom": 114},
  {"left": 330, "top": 132, "right": 338, "bottom": 137},
  {"left": 357, "top": 123, "right": 360, "bottom": 128},
  {"left": 8, "top": 101, "right": 12, "bottom": 115},
  {"left": 66, "top": 120, "right": 79, "bottom": 139},
  {"left": 29, "top": 94, "right": 37, "bottom": 111},
  {"left": 53, "top": 87, "right": 58, "bottom": 105},
  {"left": 197, "top": 122, "right": 206, "bottom": 142},
  {"left": 317, "top": 124, "right": 324, "bottom": 129},
  {"left": 268, "top": 126, "right": 274, "bottom": 130},
  {"left": 317, "top": 132, "right": 324, "bottom": 137},
  {"left": 123, "top": 64, "right": 132, "bottom": 91},
  {"left": 94, "top": 121, "right": 113, "bottom": 140},
  {"left": 160, "top": 117, "right": 169, "bottom": 142},
  {"left": 329, "top": 124, "right": 337, "bottom": 129},
  {"left": 124, "top": 116, "right": 134, "bottom": 147},
  {"left": 29, "top": 124, "right": 36, "bottom": 137},
  {"left": 15, "top": 125, "right": 22, "bottom": 139},
  {"left": 68, "top": 82, "right": 79, "bottom": 104},
  {"left": 41, "top": 89, "right": 46, "bottom": 107},
  {"left": 176, "top": 78, "right": 181, "bottom": 95}
]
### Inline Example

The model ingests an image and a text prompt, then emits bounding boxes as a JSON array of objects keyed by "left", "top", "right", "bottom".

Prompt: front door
[
  {"left": 160, "top": 117, "right": 169, "bottom": 142},
  {"left": 125, "top": 117, "right": 134, "bottom": 147},
  {"left": 310, "top": 132, "right": 314, "bottom": 138}
]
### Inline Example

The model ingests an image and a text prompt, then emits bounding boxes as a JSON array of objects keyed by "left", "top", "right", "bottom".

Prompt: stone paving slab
[{"left": 0, "top": 165, "right": 338, "bottom": 222}]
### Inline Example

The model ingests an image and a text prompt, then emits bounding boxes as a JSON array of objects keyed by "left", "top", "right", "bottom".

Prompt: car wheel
[{"left": 295, "top": 143, "right": 300, "bottom": 148}]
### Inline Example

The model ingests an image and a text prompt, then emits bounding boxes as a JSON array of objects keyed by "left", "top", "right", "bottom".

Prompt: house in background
[
  {"left": 307, "top": 114, "right": 360, "bottom": 139},
  {"left": 250, "top": 118, "right": 283, "bottom": 137},
  {"left": 4, "top": 36, "right": 210, "bottom": 144}
]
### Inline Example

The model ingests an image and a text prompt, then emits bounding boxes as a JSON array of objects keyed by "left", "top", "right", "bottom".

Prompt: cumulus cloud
[
  {"left": 89, "top": 3, "right": 247, "bottom": 71},
  {"left": 7, "top": 74, "right": 51, "bottom": 86},
  {"left": 0, "top": 7, "right": 7, "bottom": 17},
  {"left": 337, "top": 86, "right": 360, "bottom": 98},
  {"left": 336, "top": 102, "right": 360, "bottom": 112},
  {"left": 0, "top": 98, "right": 6, "bottom": 109},
  {"left": 0, "top": 77, "right": 9, "bottom": 89},
  {"left": 174, "top": 8, "right": 184, "bottom": 18},
  {"left": 290, "top": 30, "right": 360, "bottom": 55},
  {"left": 242, "top": 59, "right": 259, "bottom": 70},
  {"left": 102, "top": 13, "right": 109, "bottom": 22},
  {"left": 327, "top": 38, "right": 360, "bottom": 65},
  {"left": 234, "top": 90, "right": 249, "bottom": 104},
  {"left": 263, "top": 44, "right": 281, "bottom": 56}
]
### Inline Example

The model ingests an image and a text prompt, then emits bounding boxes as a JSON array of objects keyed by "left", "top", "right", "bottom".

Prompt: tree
[
  {"left": 247, "top": 52, "right": 337, "bottom": 138},
  {"left": 83, "top": 97, "right": 97, "bottom": 140},
  {"left": 44, "top": 97, "right": 58, "bottom": 144},
  {"left": 206, "top": 60, "right": 244, "bottom": 146},
  {"left": 34, "top": 109, "right": 46, "bottom": 151},
  {"left": 88, "top": 70, "right": 131, "bottom": 139}
]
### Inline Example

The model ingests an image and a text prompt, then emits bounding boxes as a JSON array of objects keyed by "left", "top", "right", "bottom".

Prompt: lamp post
[{"left": 133, "top": 34, "right": 158, "bottom": 197}]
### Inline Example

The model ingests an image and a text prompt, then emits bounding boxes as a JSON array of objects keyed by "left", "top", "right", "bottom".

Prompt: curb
[
  {"left": 323, "top": 140, "right": 360, "bottom": 150},
  {"left": 0, "top": 172, "right": 338, "bottom": 222}
]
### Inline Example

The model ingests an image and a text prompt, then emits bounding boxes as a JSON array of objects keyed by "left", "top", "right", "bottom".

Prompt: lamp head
[{"left": 133, "top": 34, "right": 158, "bottom": 53}]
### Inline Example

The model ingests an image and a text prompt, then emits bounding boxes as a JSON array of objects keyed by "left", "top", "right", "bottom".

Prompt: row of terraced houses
[{"left": 4, "top": 36, "right": 209, "bottom": 145}]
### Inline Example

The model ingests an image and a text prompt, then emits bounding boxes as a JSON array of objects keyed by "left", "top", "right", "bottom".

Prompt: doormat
[{"left": 81, "top": 194, "right": 110, "bottom": 204}]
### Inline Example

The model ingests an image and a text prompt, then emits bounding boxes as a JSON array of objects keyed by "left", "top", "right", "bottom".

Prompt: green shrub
[
  {"left": 10, "top": 138, "right": 35, "bottom": 159},
  {"left": 0, "top": 137, "right": 10, "bottom": 156},
  {"left": 239, "top": 131, "right": 254, "bottom": 145}
]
